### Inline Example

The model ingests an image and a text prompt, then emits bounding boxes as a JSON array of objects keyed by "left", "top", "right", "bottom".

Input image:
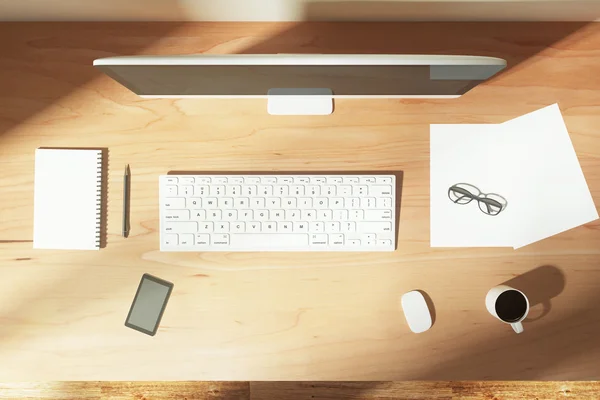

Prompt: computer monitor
[{"left": 93, "top": 54, "right": 506, "bottom": 115}]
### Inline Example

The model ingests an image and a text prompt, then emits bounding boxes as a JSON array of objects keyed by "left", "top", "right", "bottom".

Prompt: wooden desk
[{"left": 0, "top": 22, "right": 599, "bottom": 380}]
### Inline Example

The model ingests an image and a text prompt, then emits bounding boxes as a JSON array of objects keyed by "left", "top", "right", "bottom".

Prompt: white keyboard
[{"left": 159, "top": 174, "right": 396, "bottom": 252}]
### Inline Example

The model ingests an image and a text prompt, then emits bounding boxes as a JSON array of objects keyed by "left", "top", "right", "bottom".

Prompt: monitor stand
[{"left": 267, "top": 88, "right": 333, "bottom": 115}]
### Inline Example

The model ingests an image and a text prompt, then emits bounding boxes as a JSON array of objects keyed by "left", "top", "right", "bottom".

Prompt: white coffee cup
[{"left": 485, "top": 285, "right": 529, "bottom": 334}]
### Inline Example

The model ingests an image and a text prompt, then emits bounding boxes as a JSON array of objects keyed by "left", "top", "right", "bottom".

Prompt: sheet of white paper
[
  {"left": 430, "top": 124, "right": 519, "bottom": 247},
  {"left": 505, "top": 104, "right": 598, "bottom": 248}
]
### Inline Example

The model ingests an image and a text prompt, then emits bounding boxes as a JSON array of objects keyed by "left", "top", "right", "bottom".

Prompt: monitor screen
[{"left": 94, "top": 55, "right": 506, "bottom": 98}]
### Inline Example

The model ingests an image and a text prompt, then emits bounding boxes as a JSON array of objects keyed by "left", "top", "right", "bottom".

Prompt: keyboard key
[
  {"left": 329, "top": 233, "right": 344, "bottom": 245},
  {"left": 298, "top": 197, "right": 312, "bottom": 208},
  {"left": 234, "top": 197, "right": 250, "bottom": 208},
  {"left": 180, "top": 234, "right": 194, "bottom": 245},
  {"left": 192, "top": 210, "right": 206, "bottom": 220},
  {"left": 314, "top": 198, "right": 328, "bottom": 209},
  {"left": 165, "top": 177, "right": 178, "bottom": 184},
  {"left": 327, "top": 177, "right": 343, "bottom": 184},
  {"left": 247, "top": 222, "right": 261, "bottom": 232},
  {"left": 213, "top": 177, "right": 228, "bottom": 184},
  {"left": 322, "top": 185, "right": 336, "bottom": 196},
  {"left": 369, "top": 185, "right": 393, "bottom": 196},
  {"left": 199, "top": 222, "right": 214, "bottom": 232},
  {"left": 258, "top": 185, "right": 273, "bottom": 196},
  {"left": 338, "top": 185, "right": 352, "bottom": 196},
  {"left": 212, "top": 234, "right": 230, "bottom": 245},
  {"left": 267, "top": 198, "right": 281, "bottom": 208},
  {"left": 343, "top": 177, "right": 359, "bottom": 184},
  {"left": 215, "top": 222, "right": 230, "bottom": 232},
  {"left": 360, "top": 177, "right": 376, "bottom": 184},
  {"left": 351, "top": 210, "right": 364, "bottom": 220},
  {"left": 377, "top": 197, "right": 392, "bottom": 208},
  {"left": 243, "top": 185, "right": 257, "bottom": 196},
  {"left": 252, "top": 198, "right": 266, "bottom": 208},
  {"left": 204, "top": 197, "right": 218, "bottom": 208},
  {"left": 342, "top": 221, "right": 356, "bottom": 232},
  {"left": 306, "top": 185, "right": 320, "bottom": 196},
  {"left": 320, "top": 210, "right": 333, "bottom": 220},
  {"left": 302, "top": 210, "right": 317, "bottom": 220},
  {"left": 364, "top": 210, "right": 393, "bottom": 220},
  {"left": 196, "top": 177, "right": 211, "bottom": 184},
  {"left": 166, "top": 185, "right": 178, "bottom": 195},
  {"left": 226, "top": 185, "right": 241, "bottom": 196},
  {"left": 286, "top": 210, "right": 301, "bottom": 220},
  {"left": 345, "top": 198, "right": 360, "bottom": 209},
  {"left": 352, "top": 185, "right": 367, "bottom": 196},
  {"left": 264, "top": 222, "right": 277, "bottom": 233},
  {"left": 325, "top": 221, "right": 340, "bottom": 232},
  {"left": 164, "top": 233, "right": 178, "bottom": 245},
  {"left": 232, "top": 222, "right": 246, "bottom": 233},
  {"left": 330, "top": 198, "right": 344, "bottom": 209},
  {"left": 230, "top": 177, "right": 244, "bottom": 184},
  {"left": 361, "top": 197, "right": 376, "bottom": 208},
  {"left": 223, "top": 210, "right": 238, "bottom": 220},
  {"left": 310, "top": 234, "right": 328, "bottom": 245},
  {"left": 240, "top": 209, "right": 253, "bottom": 220},
  {"left": 279, "top": 222, "right": 293, "bottom": 232},
  {"left": 256, "top": 210, "right": 269, "bottom": 220},
  {"left": 334, "top": 210, "right": 349, "bottom": 220},
  {"left": 210, "top": 185, "right": 225, "bottom": 196},
  {"left": 290, "top": 185, "right": 305, "bottom": 196},
  {"left": 195, "top": 234, "right": 210, "bottom": 245},
  {"left": 278, "top": 177, "right": 293, "bottom": 184},
  {"left": 230, "top": 233, "right": 309, "bottom": 248},
  {"left": 295, "top": 177, "right": 310, "bottom": 184},
  {"left": 187, "top": 198, "right": 202, "bottom": 209},
  {"left": 218, "top": 197, "right": 234, "bottom": 209},
  {"left": 359, "top": 222, "right": 392, "bottom": 232},
  {"left": 165, "top": 221, "right": 198, "bottom": 233},
  {"left": 180, "top": 177, "right": 195, "bottom": 184},
  {"left": 348, "top": 239, "right": 361, "bottom": 246},
  {"left": 208, "top": 210, "right": 222, "bottom": 220},
  {"left": 378, "top": 239, "right": 393, "bottom": 246},
  {"left": 195, "top": 185, "right": 209, "bottom": 196},
  {"left": 311, "top": 177, "right": 326, "bottom": 184},
  {"left": 294, "top": 221, "right": 309, "bottom": 232},
  {"left": 275, "top": 185, "right": 289, "bottom": 196},
  {"left": 282, "top": 198, "right": 297, "bottom": 208},
  {"left": 310, "top": 221, "right": 325, "bottom": 232},
  {"left": 165, "top": 210, "right": 190, "bottom": 220},
  {"left": 376, "top": 177, "right": 393, "bottom": 184},
  {"left": 261, "top": 177, "right": 277, "bottom": 184},
  {"left": 271, "top": 210, "right": 285, "bottom": 220},
  {"left": 245, "top": 177, "right": 260, "bottom": 184}
]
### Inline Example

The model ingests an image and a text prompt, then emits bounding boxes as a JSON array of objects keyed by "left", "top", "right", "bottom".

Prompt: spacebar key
[{"left": 230, "top": 234, "right": 309, "bottom": 249}]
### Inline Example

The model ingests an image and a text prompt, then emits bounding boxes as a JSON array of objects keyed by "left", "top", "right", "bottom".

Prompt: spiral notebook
[{"left": 33, "top": 148, "right": 103, "bottom": 250}]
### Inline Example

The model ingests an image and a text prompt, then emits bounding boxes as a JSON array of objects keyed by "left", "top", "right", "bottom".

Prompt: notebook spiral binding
[{"left": 95, "top": 152, "right": 102, "bottom": 248}]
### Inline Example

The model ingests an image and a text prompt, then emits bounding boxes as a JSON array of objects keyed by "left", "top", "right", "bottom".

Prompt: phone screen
[{"left": 125, "top": 274, "right": 173, "bottom": 336}]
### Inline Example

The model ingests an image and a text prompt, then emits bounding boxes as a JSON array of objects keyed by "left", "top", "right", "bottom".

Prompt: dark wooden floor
[{"left": 0, "top": 382, "right": 598, "bottom": 399}]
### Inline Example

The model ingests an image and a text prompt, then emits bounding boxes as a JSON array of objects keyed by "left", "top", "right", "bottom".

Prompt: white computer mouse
[{"left": 401, "top": 290, "right": 433, "bottom": 333}]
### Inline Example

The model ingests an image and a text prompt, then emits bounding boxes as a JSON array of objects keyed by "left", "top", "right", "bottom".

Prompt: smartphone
[{"left": 125, "top": 273, "right": 174, "bottom": 336}]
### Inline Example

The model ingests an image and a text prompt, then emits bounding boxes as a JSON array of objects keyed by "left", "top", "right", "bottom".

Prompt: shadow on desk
[
  {"left": 0, "top": 22, "right": 183, "bottom": 139},
  {"left": 237, "top": 12, "right": 593, "bottom": 85}
]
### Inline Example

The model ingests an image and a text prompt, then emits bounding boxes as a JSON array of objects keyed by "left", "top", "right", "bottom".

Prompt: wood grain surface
[
  {"left": 1, "top": 381, "right": 599, "bottom": 399},
  {"left": 0, "top": 22, "right": 599, "bottom": 380}
]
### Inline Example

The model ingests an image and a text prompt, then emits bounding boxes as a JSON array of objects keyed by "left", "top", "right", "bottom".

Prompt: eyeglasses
[{"left": 448, "top": 183, "right": 507, "bottom": 216}]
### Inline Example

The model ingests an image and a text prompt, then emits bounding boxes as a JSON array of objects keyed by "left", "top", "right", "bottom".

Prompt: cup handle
[{"left": 511, "top": 321, "right": 524, "bottom": 334}]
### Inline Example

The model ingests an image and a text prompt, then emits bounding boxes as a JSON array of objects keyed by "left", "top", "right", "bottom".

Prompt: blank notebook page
[{"left": 33, "top": 149, "right": 102, "bottom": 250}]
